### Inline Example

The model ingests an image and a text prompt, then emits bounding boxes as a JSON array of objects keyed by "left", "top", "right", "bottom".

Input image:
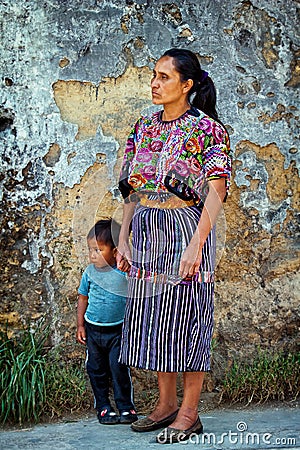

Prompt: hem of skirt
[{"left": 121, "top": 362, "right": 210, "bottom": 372}]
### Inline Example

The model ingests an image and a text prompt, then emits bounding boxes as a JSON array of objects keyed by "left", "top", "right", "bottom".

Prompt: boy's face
[{"left": 87, "top": 238, "right": 116, "bottom": 268}]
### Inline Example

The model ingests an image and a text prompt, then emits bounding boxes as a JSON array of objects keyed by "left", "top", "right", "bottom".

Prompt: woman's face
[{"left": 151, "top": 56, "right": 190, "bottom": 107}]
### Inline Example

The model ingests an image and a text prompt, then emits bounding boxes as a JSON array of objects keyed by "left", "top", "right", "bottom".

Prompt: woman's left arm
[{"left": 179, "top": 178, "right": 227, "bottom": 279}]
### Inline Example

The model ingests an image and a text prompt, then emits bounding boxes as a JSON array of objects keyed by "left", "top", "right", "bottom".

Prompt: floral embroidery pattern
[{"left": 119, "top": 109, "right": 231, "bottom": 202}]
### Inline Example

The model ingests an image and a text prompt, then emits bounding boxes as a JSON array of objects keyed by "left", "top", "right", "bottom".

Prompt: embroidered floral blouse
[{"left": 119, "top": 107, "right": 231, "bottom": 204}]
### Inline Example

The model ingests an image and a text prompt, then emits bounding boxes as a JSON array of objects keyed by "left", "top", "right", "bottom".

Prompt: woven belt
[{"left": 138, "top": 192, "right": 194, "bottom": 209}]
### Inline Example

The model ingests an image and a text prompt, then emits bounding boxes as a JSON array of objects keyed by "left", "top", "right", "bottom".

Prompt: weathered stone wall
[{"left": 1, "top": 0, "right": 299, "bottom": 365}]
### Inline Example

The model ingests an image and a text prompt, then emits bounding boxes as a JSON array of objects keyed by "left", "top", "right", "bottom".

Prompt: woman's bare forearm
[
  {"left": 196, "top": 178, "right": 227, "bottom": 248},
  {"left": 119, "top": 200, "right": 136, "bottom": 243},
  {"left": 179, "top": 178, "right": 227, "bottom": 278}
]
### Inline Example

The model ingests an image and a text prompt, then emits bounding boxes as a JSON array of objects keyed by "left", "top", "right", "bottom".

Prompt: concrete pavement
[{"left": 0, "top": 404, "right": 299, "bottom": 449}]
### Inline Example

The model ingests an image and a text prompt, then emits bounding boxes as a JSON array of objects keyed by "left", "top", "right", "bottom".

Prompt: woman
[{"left": 116, "top": 48, "right": 231, "bottom": 444}]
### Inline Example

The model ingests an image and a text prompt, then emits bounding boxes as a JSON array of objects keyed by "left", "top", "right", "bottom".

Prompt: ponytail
[{"left": 191, "top": 75, "right": 218, "bottom": 121}]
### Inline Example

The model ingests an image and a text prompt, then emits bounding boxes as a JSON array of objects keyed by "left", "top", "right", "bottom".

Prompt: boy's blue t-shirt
[{"left": 78, "top": 264, "right": 128, "bottom": 326}]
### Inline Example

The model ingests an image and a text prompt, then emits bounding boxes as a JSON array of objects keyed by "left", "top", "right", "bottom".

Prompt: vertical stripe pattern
[{"left": 119, "top": 205, "right": 215, "bottom": 372}]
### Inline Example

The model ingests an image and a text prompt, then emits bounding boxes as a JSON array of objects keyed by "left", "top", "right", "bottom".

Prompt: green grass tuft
[
  {"left": 0, "top": 323, "right": 48, "bottom": 424},
  {"left": 0, "top": 323, "right": 91, "bottom": 425},
  {"left": 221, "top": 349, "right": 300, "bottom": 405}
]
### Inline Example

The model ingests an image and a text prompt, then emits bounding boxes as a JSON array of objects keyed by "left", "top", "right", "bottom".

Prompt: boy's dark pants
[{"left": 85, "top": 321, "right": 135, "bottom": 412}]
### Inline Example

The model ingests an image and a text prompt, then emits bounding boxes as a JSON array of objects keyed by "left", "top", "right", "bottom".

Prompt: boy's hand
[
  {"left": 76, "top": 326, "right": 87, "bottom": 345},
  {"left": 116, "top": 242, "right": 132, "bottom": 273}
]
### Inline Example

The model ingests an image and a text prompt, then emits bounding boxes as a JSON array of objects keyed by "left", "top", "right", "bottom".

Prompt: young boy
[{"left": 76, "top": 218, "right": 137, "bottom": 425}]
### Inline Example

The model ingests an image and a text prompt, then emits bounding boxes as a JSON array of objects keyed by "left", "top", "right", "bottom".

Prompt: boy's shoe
[
  {"left": 119, "top": 409, "right": 138, "bottom": 424},
  {"left": 97, "top": 408, "right": 119, "bottom": 425}
]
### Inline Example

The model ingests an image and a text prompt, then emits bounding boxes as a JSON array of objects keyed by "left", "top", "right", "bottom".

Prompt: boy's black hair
[{"left": 87, "top": 218, "right": 120, "bottom": 249}]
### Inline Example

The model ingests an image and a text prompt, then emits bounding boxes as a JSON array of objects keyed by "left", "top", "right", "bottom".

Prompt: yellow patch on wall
[
  {"left": 52, "top": 65, "right": 152, "bottom": 147},
  {"left": 236, "top": 140, "right": 298, "bottom": 205}
]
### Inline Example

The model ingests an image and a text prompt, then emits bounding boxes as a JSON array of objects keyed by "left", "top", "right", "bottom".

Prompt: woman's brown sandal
[
  {"left": 131, "top": 409, "right": 179, "bottom": 432},
  {"left": 156, "top": 416, "right": 203, "bottom": 444}
]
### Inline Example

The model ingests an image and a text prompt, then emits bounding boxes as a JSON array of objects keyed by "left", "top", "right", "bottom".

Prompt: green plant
[
  {"left": 0, "top": 323, "right": 91, "bottom": 425},
  {"left": 221, "top": 349, "right": 300, "bottom": 405},
  {"left": 0, "top": 323, "right": 49, "bottom": 424}
]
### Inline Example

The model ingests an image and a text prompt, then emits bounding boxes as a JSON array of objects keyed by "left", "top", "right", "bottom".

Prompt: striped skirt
[{"left": 119, "top": 204, "right": 215, "bottom": 372}]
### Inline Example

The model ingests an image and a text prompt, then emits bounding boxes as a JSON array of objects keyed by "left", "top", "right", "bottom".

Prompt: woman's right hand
[{"left": 116, "top": 241, "right": 132, "bottom": 273}]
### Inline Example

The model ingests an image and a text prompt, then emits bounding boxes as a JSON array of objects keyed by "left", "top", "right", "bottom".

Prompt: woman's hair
[
  {"left": 87, "top": 218, "right": 121, "bottom": 248},
  {"left": 162, "top": 48, "right": 218, "bottom": 121}
]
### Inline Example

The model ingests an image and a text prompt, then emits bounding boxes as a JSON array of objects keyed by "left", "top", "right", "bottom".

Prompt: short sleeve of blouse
[
  {"left": 201, "top": 121, "right": 231, "bottom": 192},
  {"left": 118, "top": 121, "right": 139, "bottom": 199}
]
